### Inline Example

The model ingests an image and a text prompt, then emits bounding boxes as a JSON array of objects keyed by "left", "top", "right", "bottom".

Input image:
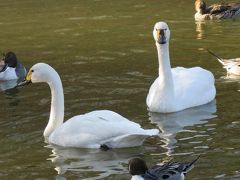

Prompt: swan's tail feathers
[
  {"left": 183, "top": 155, "right": 200, "bottom": 174},
  {"left": 145, "top": 129, "right": 159, "bottom": 136},
  {"left": 101, "top": 132, "right": 158, "bottom": 148},
  {"left": 100, "top": 144, "right": 112, "bottom": 151},
  {"left": 207, "top": 49, "right": 225, "bottom": 65}
]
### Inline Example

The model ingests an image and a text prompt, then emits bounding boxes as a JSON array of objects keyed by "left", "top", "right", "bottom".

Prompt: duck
[
  {"left": 207, "top": 49, "right": 240, "bottom": 76},
  {"left": 194, "top": 0, "right": 240, "bottom": 20},
  {"left": 18, "top": 63, "right": 159, "bottom": 148},
  {"left": 128, "top": 157, "right": 199, "bottom": 180},
  {"left": 146, "top": 22, "right": 216, "bottom": 113},
  {"left": 0, "top": 52, "right": 27, "bottom": 81}
]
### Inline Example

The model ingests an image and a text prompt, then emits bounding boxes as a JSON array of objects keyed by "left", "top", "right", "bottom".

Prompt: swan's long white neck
[
  {"left": 43, "top": 69, "right": 64, "bottom": 138},
  {"left": 156, "top": 42, "right": 174, "bottom": 96}
]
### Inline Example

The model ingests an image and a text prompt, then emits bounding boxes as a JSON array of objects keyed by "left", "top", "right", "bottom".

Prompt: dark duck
[
  {"left": 128, "top": 157, "right": 199, "bottom": 180},
  {"left": 0, "top": 52, "right": 26, "bottom": 81},
  {"left": 195, "top": 0, "right": 240, "bottom": 20}
]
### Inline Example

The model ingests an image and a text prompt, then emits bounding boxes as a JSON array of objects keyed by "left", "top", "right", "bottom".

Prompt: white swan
[
  {"left": 208, "top": 50, "right": 240, "bottom": 76},
  {"left": 19, "top": 63, "right": 159, "bottom": 148},
  {"left": 0, "top": 52, "right": 26, "bottom": 81},
  {"left": 146, "top": 22, "right": 216, "bottom": 113},
  {"left": 194, "top": 0, "right": 240, "bottom": 20}
]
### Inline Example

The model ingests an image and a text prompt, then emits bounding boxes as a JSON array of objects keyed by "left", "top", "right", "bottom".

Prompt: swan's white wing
[
  {"left": 49, "top": 110, "right": 159, "bottom": 148},
  {"left": 172, "top": 67, "right": 216, "bottom": 109},
  {"left": 101, "top": 134, "right": 153, "bottom": 148},
  {"left": 146, "top": 77, "right": 160, "bottom": 108}
]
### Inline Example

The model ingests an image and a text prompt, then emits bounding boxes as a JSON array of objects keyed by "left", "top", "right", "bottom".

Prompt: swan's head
[
  {"left": 153, "top": 22, "right": 170, "bottom": 45},
  {"left": 18, "top": 63, "right": 57, "bottom": 86}
]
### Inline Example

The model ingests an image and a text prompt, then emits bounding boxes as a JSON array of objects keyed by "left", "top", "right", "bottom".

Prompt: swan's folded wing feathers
[
  {"left": 49, "top": 110, "right": 158, "bottom": 148},
  {"left": 101, "top": 132, "right": 158, "bottom": 148},
  {"left": 83, "top": 110, "right": 140, "bottom": 125}
]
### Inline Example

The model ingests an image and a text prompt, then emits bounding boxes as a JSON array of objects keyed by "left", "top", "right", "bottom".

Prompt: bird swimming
[
  {"left": 194, "top": 0, "right": 240, "bottom": 20},
  {"left": 146, "top": 21, "right": 216, "bottom": 113},
  {"left": 207, "top": 49, "right": 240, "bottom": 76},
  {"left": 0, "top": 52, "right": 26, "bottom": 81},
  {"left": 18, "top": 63, "right": 159, "bottom": 148},
  {"left": 128, "top": 157, "right": 199, "bottom": 180}
]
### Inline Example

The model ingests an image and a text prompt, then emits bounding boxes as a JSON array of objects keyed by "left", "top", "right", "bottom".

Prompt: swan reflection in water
[
  {"left": 47, "top": 145, "right": 144, "bottom": 180},
  {"left": 149, "top": 101, "right": 217, "bottom": 154}
]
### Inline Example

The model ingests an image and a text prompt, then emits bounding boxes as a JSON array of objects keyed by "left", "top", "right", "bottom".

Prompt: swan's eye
[{"left": 31, "top": 69, "right": 34, "bottom": 72}]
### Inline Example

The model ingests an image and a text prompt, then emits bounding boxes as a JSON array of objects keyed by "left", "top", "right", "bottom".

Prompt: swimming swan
[
  {"left": 194, "top": 0, "right": 240, "bottom": 20},
  {"left": 208, "top": 50, "right": 240, "bottom": 76},
  {"left": 0, "top": 52, "right": 26, "bottom": 81},
  {"left": 128, "top": 157, "right": 199, "bottom": 180},
  {"left": 146, "top": 22, "right": 216, "bottom": 113},
  {"left": 19, "top": 63, "right": 159, "bottom": 148}
]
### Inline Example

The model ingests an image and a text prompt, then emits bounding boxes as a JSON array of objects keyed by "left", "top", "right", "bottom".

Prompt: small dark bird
[
  {"left": 195, "top": 0, "right": 240, "bottom": 20},
  {"left": 207, "top": 49, "right": 240, "bottom": 76},
  {"left": 0, "top": 52, "right": 26, "bottom": 81},
  {"left": 128, "top": 156, "right": 199, "bottom": 180}
]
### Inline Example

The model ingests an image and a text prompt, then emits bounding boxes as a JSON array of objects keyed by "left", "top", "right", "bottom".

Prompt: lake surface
[{"left": 0, "top": 0, "right": 240, "bottom": 179}]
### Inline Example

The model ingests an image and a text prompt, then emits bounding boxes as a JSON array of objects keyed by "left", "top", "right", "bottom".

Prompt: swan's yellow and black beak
[
  {"left": 156, "top": 29, "right": 167, "bottom": 44},
  {"left": 17, "top": 70, "right": 32, "bottom": 86}
]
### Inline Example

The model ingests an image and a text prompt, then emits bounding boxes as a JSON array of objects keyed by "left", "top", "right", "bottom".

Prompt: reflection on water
[
  {"left": 148, "top": 101, "right": 217, "bottom": 155},
  {"left": 2, "top": 85, "right": 21, "bottom": 106},
  {"left": 0, "top": 74, "right": 25, "bottom": 91},
  {"left": 0, "top": 79, "right": 18, "bottom": 91},
  {"left": 47, "top": 145, "right": 143, "bottom": 180},
  {"left": 221, "top": 74, "right": 240, "bottom": 81},
  {"left": 195, "top": 21, "right": 206, "bottom": 40}
]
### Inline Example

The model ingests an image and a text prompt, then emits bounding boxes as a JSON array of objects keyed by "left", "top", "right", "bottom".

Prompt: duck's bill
[{"left": 17, "top": 79, "right": 32, "bottom": 87}]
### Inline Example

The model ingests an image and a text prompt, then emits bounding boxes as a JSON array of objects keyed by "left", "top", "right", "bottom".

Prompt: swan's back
[
  {"left": 172, "top": 67, "right": 215, "bottom": 109},
  {"left": 49, "top": 110, "right": 159, "bottom": 148}
]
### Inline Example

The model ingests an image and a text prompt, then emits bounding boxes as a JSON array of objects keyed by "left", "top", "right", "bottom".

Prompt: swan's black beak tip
[
  {"left": 17, "top": 80, "right": 32, "bottom": 87},
  {"left": 158, "top": 40, "right": 167, "bottom": 44}
]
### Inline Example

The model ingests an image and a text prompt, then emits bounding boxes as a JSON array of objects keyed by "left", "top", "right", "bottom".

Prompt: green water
[{"left": 0, "top": 0, "right": 240, "bottom": 179}]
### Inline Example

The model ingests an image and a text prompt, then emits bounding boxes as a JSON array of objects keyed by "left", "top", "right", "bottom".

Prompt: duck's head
[
  {"left": 3, "top": 52, "right": 18, "bottom": 68},
  {"left": 18, "top": 63, "right": 56, "bottom": 86},
  {"left": 153, "top": 22, "right": 170, "bottom": 45},
  {"left": 128, "top": 158, "right": 148, "bottom": 176},
  {"left": 195, "top": 0, "right": 207, "bottom": 14}
]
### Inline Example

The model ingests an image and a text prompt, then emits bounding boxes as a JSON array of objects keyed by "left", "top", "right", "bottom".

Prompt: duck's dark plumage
[
  {"left": 129, "top": 157, "right": 199, "bottom": 180},
  {"left": 195, "top": 0, "right": 240, "bottom": 20}
]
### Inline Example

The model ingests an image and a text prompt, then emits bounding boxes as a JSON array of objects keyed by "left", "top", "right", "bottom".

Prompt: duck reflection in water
[
  {"left": 195, "top": 21, "right": 206, "bottom": 40},
  {"left": 0, "top": 79, "right": 18, "bottom": 91},
  {"left": 47, "top": 144, "right": 144, "bottom": 180},
  {"left": 148, "top": 101, "right": 217, "bottom": 154}
]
